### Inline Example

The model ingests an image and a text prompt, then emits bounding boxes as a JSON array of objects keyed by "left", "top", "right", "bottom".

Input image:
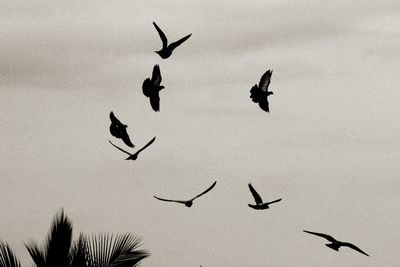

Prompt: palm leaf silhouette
[
  {"left": 0, "top": 241, "right": 22, "bottom": 267},
  {"left": 87, "top": 233, "right": 149, "bottom": 267},
  {"left": 25, "top": 209, "right": 73, "bottom": 267},
  {"left": 70, "top": 234, "right": 93, "bottom": 267}
]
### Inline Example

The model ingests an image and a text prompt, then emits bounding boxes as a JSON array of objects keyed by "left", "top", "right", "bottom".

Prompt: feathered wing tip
[
  {"left": 250, "top": 85, "right": 260, "bottom": 103},
  {"left": 0, "top": 241, "right": 22, "bottom": 267},
  {"left": 26, "top": 209, "right": 73, "bottom": 267},
  {"left": 87, "top": 233, "right": 150, "bottom": 267}
]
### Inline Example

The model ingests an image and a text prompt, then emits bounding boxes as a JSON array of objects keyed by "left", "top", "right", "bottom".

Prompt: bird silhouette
[
  {"left": 152, "top": 21, "right": 191, "bottom": 59},
  {"left": 109, "top": 111, "right": 134, "bottom": 147},
  {"left": 154, "top": 181, "right": 217, "bottom": 207},
  {"left": 109, "top": 136, "right": 156, "bottom": 160},
  {"left": 248, "top": 183, "right": 282, "bottom": 210},
  {"left": 250, "top": 70, "right": 274, "bottom": 112},
  {"left": 142, "top": 64, "right": 165, "bottom": 112},
  {"left": 303, "top": 230, "right": 369, "bottom": 256}
]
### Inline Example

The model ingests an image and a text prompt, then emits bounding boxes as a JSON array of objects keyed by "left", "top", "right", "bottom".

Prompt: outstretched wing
[
  {"left": 342, "top": 242, "right": 369, "bottom": 256},
  {"left": 266, "top": 198, "right": 282, "bottom": 205},
  {"left": 153, "top": 196, "right": 186, "bottom": 205},
  {"left": 136, "top": 136, "right": 156, "bottom": 154},
  {"left": 109, "top": 140, "right": 132, "bottom": 156},
  {"left": 248, "top": 183, "right": 263, "bottom": 204},
  {"left": 258, "top": 97, "right": 270, "bottom": 113},
  {"left": 259, "top": 70, "right": 273, "bottom": 92},
  {"left": 151, "top": 65, "right": 162, "bottom": 86},
  {"left": 149, "top": 93, "right": 160, "bottom": 112},
  {"left": 109, "top": 111, "right": 121, "bottom": 125},
  {"left": 191, "top": 181, "right": 217, "bottom": 201},
  {"left": 168, "top": 33, "right": 192, "bottom": 51},
  {"left": 303, "top": 230, "right": 336, "bottom": 242},
  {"left": 153, "top": 22, "right": 168, "bottom": 48}
]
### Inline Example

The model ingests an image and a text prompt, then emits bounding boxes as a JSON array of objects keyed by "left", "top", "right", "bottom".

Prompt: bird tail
[{"left": 250, "top": 85, "right": 260, "bottom": 103}]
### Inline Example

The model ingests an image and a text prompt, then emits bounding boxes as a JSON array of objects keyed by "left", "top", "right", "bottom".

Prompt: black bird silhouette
[
  {"left": 109, "top": 112, "right": 134, "bottom": 148},
  {"left": 142, "top": 65, "right": 164, "bottom": 112},
  {"left": 303, "top": 230, "right": 369, "bottom": 256},
  {"left": 250, "top": 70, "right": 274, "bottom": 113},
  {"left": 109, "top": 137, "right": 156, "bottom": 160},
  {"left": 248, "top": 183, "right": 282, "bottom": 210},
  {"left": 154, "top": 181, "right": 217, "bottom": 207},
  {"left": 152, "top": 22, "right": 192, "bottom": 59}
]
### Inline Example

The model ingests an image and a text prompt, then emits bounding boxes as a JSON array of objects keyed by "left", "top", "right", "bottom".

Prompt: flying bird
[
  {"left": 109, "top": 136, "right": 156, "bottom": 160},
  {"left": 250, "top": 70, "right": 274, "bottom": 113},
  {"left": 109, "top": 111, "right": 134, "bottom": 147},
  {"left": 142, "top": 64, "right": 165, "bottom": 112},
  {"left": 152, "top": 21, "right": 192, "bottom": 59},
  {"left": 248, "top": 183, "right": 282, "bottom": 210},
  {"left": 303, "top": 230, "right": 369, "bottom": 256},
  {"left": 154, "top": 181, "right": 217, "bottom": 207}
]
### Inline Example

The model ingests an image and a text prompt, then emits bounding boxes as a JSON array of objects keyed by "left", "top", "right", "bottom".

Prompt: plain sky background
[{"left": 1, "top": 0, "right": 400, "bottom": 266}]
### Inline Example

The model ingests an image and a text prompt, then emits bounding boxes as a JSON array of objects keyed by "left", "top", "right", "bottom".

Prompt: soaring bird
[
  {"left": 142, "top": 64, "right": 165, "bottom": 112},
  {"left": 109, "top": 136, "right": 156, "bottom": 160},
  {"left": 109, "top": 111, "right": 134, "bottom": 147},
  {"left": 250, "top": 70, "right": 274, "bottom": 113},
  {"left": 152, "top": 21, "right": 192, "bottom": 59},
  {"left": 303, "top": 230, "right": 369, "bottom": 256},
  {"left": 248, "top": 183, "right": 282, "bottom": 210},
  {"left": 154, "top": 181, "right": 217, "bottom": 208}
]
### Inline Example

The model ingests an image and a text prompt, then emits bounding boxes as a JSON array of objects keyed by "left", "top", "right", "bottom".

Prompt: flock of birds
[{"left": 107, "top": 21, "right": 370, "bottom": 261}]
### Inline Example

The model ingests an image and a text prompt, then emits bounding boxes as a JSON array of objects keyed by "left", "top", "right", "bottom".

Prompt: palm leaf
[
  {"left": 26, "top": 209, "right": 73, "bottom": 267},
  {"left": 0, "top": 241, "right": 22, "bottom": 267},
  {"left": 70, "top": 234, "right": 93, "bottom": 267},
  {"left": 87, "top": 233, "right": 149, "bottom": 267}
]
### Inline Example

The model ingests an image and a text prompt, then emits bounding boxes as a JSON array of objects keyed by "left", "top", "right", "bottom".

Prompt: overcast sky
[{"left": 1, "top": 0, "right": 400, "bottom": 266}]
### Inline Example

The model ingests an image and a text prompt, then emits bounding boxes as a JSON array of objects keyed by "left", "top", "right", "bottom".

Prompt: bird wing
[
  {"left": 136, "top": 136, "right": 156, "bottom": 154},
  {"left": 153, "top": 196, "right": 186, "bottom": 204},
  {"left": 248, "top": 183, "right": 263, "bottom": 204},
  {"left": 342, "top": 242, "right": 369, "bottom": 256},
  {"left": 258, "top": 70, "right": 273, "bottom": 92},
  {"left": 191, "top": 181, "right": 217, "bottom": 201},
  {"left": 109, "top": 111, "right": 121, "bottom": 125},
  {"left": 149, "top": 93, "right": 160, "bottom": 112},
  {"left": 168, "top": 33, "right": 192, "bottom": 51},
  {"left": 151, "top": 64, "right": 162, "bottom": 86},
  {"left": 121, "top": 131, "right": 134, "bottom": 148},
  {"left": 153, "top": 22, "right": 168, "bottom": 48},
  {"left": 258, "top": 96, "right": 270, "bottom": 113},
  {"left": 109, "top": 140, "right": 132, "bottom": 156},
  {"left": 266, "top": 198, "right": 282, "bottom": 205},
  {"left": 303, "top": 230, "right": 337, "bottom": 242},
  {"left": 142, "top": 78, "right": 152, "bottom": 97}
]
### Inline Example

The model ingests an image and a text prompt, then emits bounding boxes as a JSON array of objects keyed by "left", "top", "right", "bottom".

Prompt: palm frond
[
  {"left": 70, "top": 234, "right": 92, "bottom": 267},
  {"left": 26, "top": 209, "right": 73, "bottom": 267},
  {"left": 0, "top": 241, "right": 22, "bottom": 267},
  {"left": 87, "top": 233, "right": 149, "bottom": 267}
]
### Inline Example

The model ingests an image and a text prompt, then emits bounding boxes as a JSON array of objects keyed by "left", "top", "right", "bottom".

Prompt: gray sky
[{"left": 1, "top": 0, "right": 400, "bottom": 266}]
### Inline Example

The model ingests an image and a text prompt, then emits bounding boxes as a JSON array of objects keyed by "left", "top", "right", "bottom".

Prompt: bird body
[
  {"left": 154, "top": 181, "right": 217, "bottom": 208},
  {"left": 142, "top": 65, "right": 165, "bottom": 112},
  {"left": 248, "top": 183, "right": 281, "bottom": 210},
  {"left": 153, "top": 22, "right": 191, "bottom": 59},
  {"left": 109, "top": 137, "right": 156, "bottom": 161},
  {"left": 250, "top": 70, "right": 274, "bottom": 112},
  {"left": 109, "top": 112, "right": 134, "bottom": 147},
  {"left": 303, "top": 230, "right": 369, "bottom": 256}
]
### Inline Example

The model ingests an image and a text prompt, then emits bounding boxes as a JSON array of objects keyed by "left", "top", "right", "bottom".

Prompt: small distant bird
[
  {"left": 109, "top": 136, "right": 156, "bottom": 160},
  {"left": 154, "top": 181, "right": 217, "bottom": 208},
  {"left": 250, "top": 70, "right": 274, "bottom": 113},
  {"left": 303, "top": 230, "right": 369, "bottom": 256},
  {"left": 153, "top": 21, "right": 192, "bottom": 59},
  {"left": 248, "top": 183, "right": 282, "bottom": 210},
  {"left": 142, "top": 65, "right": 164, "bottom": 112},
  {"left": 109, "top": 112, "right": 134, "bottom": 147}
]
